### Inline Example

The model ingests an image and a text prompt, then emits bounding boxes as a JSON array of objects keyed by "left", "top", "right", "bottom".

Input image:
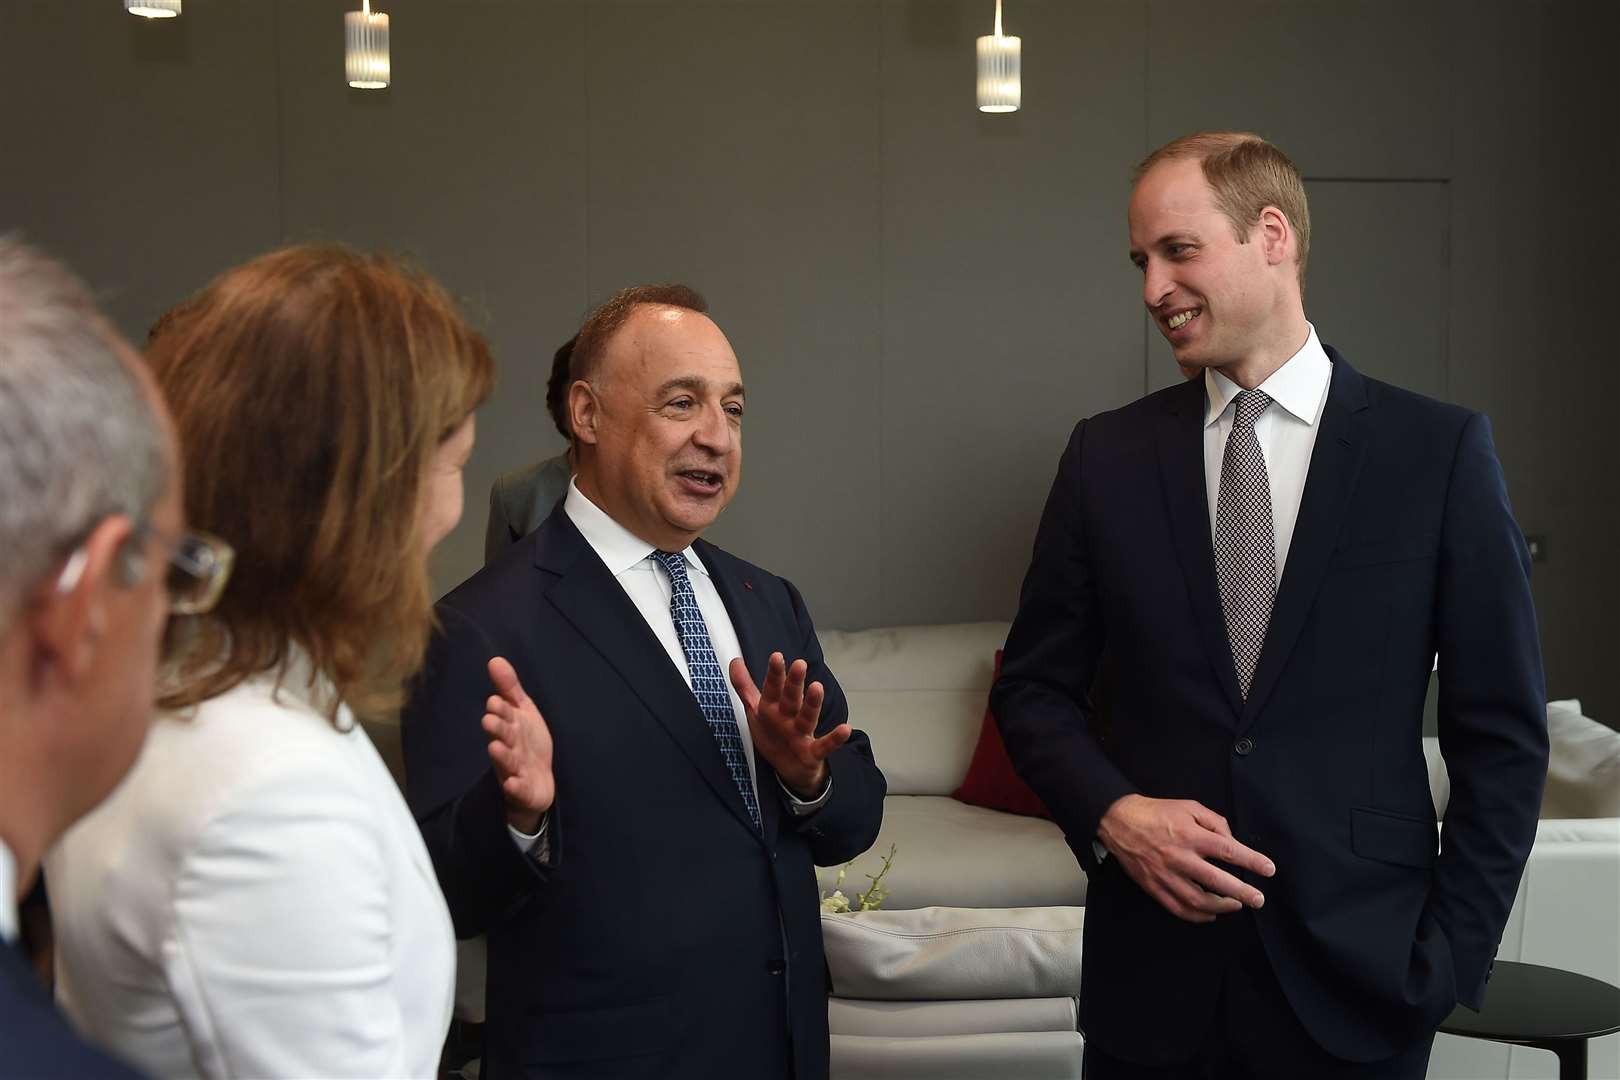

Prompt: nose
[
  {"left": 1143, "top": 259, "right": 1173, "bottom": 311},
  {"left": 692, "top": 403, "right": 734, "bottom": 454}
]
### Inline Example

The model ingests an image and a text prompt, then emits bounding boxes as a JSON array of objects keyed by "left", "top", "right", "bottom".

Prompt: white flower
[{"left": 820, "top": 890, "right": 851, "bottom": 914}]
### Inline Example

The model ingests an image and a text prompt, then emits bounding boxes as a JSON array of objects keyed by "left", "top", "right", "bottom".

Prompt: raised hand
[
  {"left": 480, "top": 656, "right": 554, "bottom": 834},
  {"left": 728, "top": 652, "right": 851, "bottom": 799},
  {"left": 1096, "top": 794, "right": 1275, "bottom": 924}
]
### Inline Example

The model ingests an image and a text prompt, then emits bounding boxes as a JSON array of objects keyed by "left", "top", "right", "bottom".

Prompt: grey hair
[{"left": 0, "top": 237, "right": 168, "bottom": 615}]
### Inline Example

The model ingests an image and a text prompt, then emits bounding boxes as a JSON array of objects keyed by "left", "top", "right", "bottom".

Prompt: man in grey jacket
[{"left": 483, "top": 335, "right": 576, "bottom": 563}]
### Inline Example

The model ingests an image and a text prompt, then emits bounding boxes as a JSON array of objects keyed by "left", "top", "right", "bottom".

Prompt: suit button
[
  {"left": 1234, "top": 737, "right": 1254, "bottom": 756},
  {"left": 767, "top": 958, "right": 785, "bottom": 976}
]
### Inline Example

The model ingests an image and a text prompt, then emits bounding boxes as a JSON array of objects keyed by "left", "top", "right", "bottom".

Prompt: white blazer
[{"left": 45, "top": 658, "right": 455, "bottom": 1079}]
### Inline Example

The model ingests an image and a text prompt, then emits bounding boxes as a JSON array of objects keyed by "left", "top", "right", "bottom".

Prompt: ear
[
  {"left": 31, "top": 515, "right": 137, "bottom": 684},
  {"left": 1258, "top": 206, "right": 1292, "bottom": 268},
  {"left": 569, "top": 379, "right": 600, "bottom": 447}
]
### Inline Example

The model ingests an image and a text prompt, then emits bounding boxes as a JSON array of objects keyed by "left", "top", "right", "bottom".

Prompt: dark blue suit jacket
[
  {"left": 1, "top": 938, "right": 143, "bottom": 1078},
  {"left": 993, "top": 351, "right": 1547, "bottom": 1064},
  {"left": 402, "top": 510, "right": 885, "bottom": 1080}
]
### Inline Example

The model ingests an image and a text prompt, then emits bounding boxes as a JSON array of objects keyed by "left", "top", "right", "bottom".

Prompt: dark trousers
[{"left": 1083, "top": 915, "right": 1436, "bottom": 1080}]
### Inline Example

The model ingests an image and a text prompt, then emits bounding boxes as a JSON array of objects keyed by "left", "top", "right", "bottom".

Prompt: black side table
[{"left": 1440, "top": 960, "right": 1620, "bottom": 1080}]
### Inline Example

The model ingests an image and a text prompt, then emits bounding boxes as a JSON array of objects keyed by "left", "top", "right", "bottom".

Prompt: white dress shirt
[
  {"left": 0, "top": 839, "right": 17, "bottom": 945},
  {"left": 1203, "top": 324, "right": 1334, "bottom": 581},
  {"left": 46, "top": 657, "right": 456, "bottom": 1079},
  {"left": 562, "top": 479, "right": 830, "bottom": 816}
]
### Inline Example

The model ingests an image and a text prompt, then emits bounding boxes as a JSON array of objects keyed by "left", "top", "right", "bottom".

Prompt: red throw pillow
[{"left": 951, "top": 650, "right": 1053, "bottom": 820}]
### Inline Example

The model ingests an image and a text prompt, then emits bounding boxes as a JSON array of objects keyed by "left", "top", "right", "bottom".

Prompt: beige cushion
[
  {"left": 829, "top": 997, "right": 1076, "bottom": 1037},
  {"left": 816, "top": 795, "right": 1086, "bottom": 910},
  {"left": 819, "top": 623, "right": 1008, "bottom": 795},
  {"left": 829, "top": 1031, "right": 1083, "bottom": 1080},
  {"left": 821, "top": 905, "right": 1084, "bottom": 1001},
  {"left": 1543, "top": 700, "right": 1620, "bottom": 819}
]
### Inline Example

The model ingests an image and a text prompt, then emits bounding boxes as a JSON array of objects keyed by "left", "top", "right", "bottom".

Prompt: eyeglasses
[{"left": 55, "top": 523, "right": 235, "bottom": 616}]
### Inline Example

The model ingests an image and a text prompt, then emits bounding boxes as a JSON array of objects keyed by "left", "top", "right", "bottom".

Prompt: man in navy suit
[
  {"left": 0, "top": 239, "right": 202, "bottom": 1078},
  {"left": 403, "top": 284, "right": 885, "bottom": 1079},
  {"left": 993, "top": 133, "right": 1547, "bottom": 1077}
]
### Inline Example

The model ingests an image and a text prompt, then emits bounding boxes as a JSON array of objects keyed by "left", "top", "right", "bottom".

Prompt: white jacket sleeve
[{"left": 163, "top": 758, "right": 414, "bottom": 1079}]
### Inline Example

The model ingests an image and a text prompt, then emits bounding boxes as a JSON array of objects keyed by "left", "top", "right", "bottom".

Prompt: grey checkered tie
[
  {"left": 1215, "top": 389, "right": 1276, "bottom": 700},
  {"left": 651, "top": 550, "right": 762, "bottom": 831}
]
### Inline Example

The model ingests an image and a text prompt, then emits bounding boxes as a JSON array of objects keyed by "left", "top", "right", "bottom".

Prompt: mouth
[
  {"left": 675, "top": 468, "right": 725, "bottom": 496},
  {"left": 1165, "top": 307, "right": 1202, "bottom": 332}
]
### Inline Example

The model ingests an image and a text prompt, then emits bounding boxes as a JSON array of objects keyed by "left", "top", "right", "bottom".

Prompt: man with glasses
[{"left": 0, "top": 237, "right": 230, "bottom": 1076}]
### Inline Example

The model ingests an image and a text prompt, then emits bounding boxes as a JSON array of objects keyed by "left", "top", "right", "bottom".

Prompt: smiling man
[
  {"left": 993, "top": 133, "right": 1547, "bottom": 1078},
  {"left": 403, "top": 284, "right": 885, "bottom": 1080}
]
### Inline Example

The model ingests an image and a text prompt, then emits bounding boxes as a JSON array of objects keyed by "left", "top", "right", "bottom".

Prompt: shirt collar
[
  {"left": 0, "top": 838, "right": 17, "bottom": 945},
  {"left": 1203, "top": 323, "right": 1332, "bottom": 429},
  {"left": 563, "top": 478, "right": 707, "bottom": 579}
]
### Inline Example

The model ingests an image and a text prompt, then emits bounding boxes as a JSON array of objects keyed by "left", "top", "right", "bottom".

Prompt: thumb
[
  {"left": 486, "top": 656, "right": 531, "bottom": 708},
  {"left": 728, "top": 657, "right": 761, "bottom": 714}
]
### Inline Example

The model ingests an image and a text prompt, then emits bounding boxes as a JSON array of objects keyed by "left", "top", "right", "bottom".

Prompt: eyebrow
[
  {"left": 1129, "top": 231, "right": 1202, "bottom": 262},
  {"left": 654, "top": 376, "right": 746, "bottom": 400}
]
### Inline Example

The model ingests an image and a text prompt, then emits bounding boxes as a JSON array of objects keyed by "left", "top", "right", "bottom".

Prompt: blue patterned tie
[{"left": 651, "top": 550, "right": 762, "bottom": 831}]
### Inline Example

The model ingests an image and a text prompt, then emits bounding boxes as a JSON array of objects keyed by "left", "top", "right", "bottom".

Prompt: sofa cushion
[
  {"left": 952, "top": 651, "right": 1054, "bottom": 820},
  {"left": 817, "top": 795, "right": 1086, "bottom": 910},
  {"left": 821, "top": 905, "right": 1084, "bottom": 1001},
  {"left": 818, "top": 623, "right": 1009, "bottom": 796},
  {"left": 1543, "top": 700, "right": 1620, "bottom": 819},
  {"left": 828, "top": 997, "right": 1077, "bottom": 1037},
  {"left": 830, "top": 1032, "right": 1083, "bottom": 1080}
]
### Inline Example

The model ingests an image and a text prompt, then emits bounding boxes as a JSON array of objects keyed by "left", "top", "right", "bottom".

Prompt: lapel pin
[{"left": 744, "top": 580, "right": 754, "bottom": 591}]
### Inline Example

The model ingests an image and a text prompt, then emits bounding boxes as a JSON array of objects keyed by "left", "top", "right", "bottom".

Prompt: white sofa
[{"left": 815, "top": 623, "right": 1620, "bottom": 1080}]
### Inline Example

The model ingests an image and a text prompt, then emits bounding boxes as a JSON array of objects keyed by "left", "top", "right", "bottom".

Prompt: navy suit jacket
[
  {"left": 992, "top": 351, "right": 1547, "bottom": 1064},
  {"left": 402, "top": 509, "right": 885, "bottom": 1080},
  {"left": 1, "top": 939, "right": 142, "bottom": 1078}
]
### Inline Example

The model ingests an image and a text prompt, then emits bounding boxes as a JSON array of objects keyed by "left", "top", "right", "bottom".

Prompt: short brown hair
[
  {"left": 1134, "top": 131, "right": 1311, "bottom": 288},
  {"left": 570, "top": 284, "right": 708, "bottom": 385},
  {"left": 148, "top": 245, "right": 495, "bottom": 720}
]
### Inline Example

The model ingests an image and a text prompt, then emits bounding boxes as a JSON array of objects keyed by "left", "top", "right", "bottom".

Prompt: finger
[
  {"left": 1187, "top": 860, "right": 1267, "bottom": 909},
  {"left": 1193, "top": 830, "right": 1276, "bottom": 878},
  {"left": 796, "top": 680, "right": 824, "bottom": 735},
  {"left": 1189, "top": 804, "right": 1234, "bottom": 838},
  {"left": 1151, "top": 882, "right": 1217, "bottom": 925},
  {"left": 487, "top": 656, "right": 534, "bottom": 710},
  {"left": 805, "top": 722, "right": 851, "bottom": 761},
  {"left": 1166, "top": 871, "right": 1243, "bottom": 916},
  {"left": 760, "top": 652, "right": 787, "bottom": 706},
  {"left": 728, "top": 657, "right": 761, "bottom": 713},
  {"left": 780, "top": 658, "right": 808, "bottom": 717}
]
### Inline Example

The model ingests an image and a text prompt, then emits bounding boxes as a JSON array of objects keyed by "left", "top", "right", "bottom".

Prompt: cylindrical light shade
[
  {"left": 976, "top": 34, "right": 1021, "bottom": 113},
  {"left": 125, "top": 0, "right": 181, "bottom": 17},
  {"left": 345, "top": 9, "right": 391, "bottom": 89}
]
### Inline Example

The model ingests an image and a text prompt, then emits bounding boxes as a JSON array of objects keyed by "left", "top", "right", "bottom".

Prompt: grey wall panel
[
  {"left": 879, "top": 0, "right": 1147, "bottom": 626},
  {"left": 1445, "top": 0, "right": 1619, "bottom": 720},
  {"left": 0, "top": 0, "right": 281, "bottom": 340},
  {"left": 273, "top": 0, "right": 590, "bottom": 597},
  {"left": 1144, "top": 0, "right": 1450, "bottom": 181},
  {"left": 584, "top": 2, "right": 885, "bottom": 629}
]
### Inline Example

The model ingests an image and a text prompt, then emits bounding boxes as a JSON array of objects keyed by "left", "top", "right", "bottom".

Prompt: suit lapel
[
  {"left": 1157, "top": 377, "right": 1245, "bottom": 719},
  {"left": 537, "top": 516, "right": 766, "bottom": 844},
  {"left": 1239, "top": 351, "right": 1370, "bottom": 728},
  {"left": 698, "top": 541, "right": 782, "bottom": 851}
]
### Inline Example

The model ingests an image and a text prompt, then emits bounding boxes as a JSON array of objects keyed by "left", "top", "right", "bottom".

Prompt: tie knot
[
  {"left": 1233, "top": 389, "right": 1273, "bottom": 429},
  {"left": 652, "top": 549, "right": 689, "bottom": 582}
]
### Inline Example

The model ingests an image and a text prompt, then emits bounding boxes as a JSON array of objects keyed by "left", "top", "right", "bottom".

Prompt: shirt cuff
[
  {"left": 1092, "top": 839, "right": 1109, "bottom": 862},
  {"left": 778, "top": 774, "right": 832, "bottom": 817},
  {"left": 508, "top": 812, "right": 550, "bottom": 862}
]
